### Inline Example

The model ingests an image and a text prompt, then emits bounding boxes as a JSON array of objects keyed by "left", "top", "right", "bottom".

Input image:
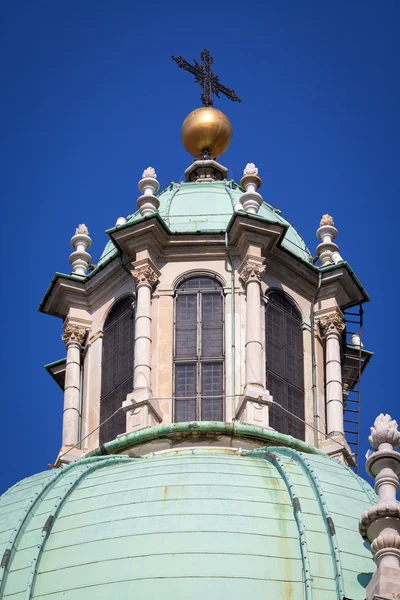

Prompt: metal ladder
[{"left": 342, "top": 304, "right": 364, "bottom": 472}]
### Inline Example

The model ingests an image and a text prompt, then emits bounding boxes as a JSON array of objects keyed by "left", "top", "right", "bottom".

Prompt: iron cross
[{"left": 172, "top": 49, "right": 241, "bottom": 107}]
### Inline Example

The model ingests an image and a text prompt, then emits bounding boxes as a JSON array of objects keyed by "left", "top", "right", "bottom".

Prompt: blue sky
[{"left": 0, "top": 1, "right": 399, "bottom": 492}]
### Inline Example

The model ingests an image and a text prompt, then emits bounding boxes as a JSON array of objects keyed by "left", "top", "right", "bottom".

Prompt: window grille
[
  {"left": 174, "top": 276, "right": 224, "bottom": 422},
  {"left": 266, "top": 291, "right": 305, "bottom": 440},
  {"left": 99, "top": 296, "right": 134, "bottom": 444}
]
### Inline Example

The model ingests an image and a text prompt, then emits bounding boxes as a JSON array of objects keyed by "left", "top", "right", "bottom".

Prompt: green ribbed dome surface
[
  {"left": 0, "top": 447, "right": 375, "bottom": 600},
  {"left": 98, "top": 180, "right": 312, "bottom": 268}
]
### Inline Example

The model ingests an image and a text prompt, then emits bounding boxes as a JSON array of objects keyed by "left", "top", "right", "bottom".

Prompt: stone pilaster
[
  {"left": 61, "top": 323, "right": 87, "bottom": 450},
  {"left": 235, "top": 256, "right": 272, "bottom": 426},
  {"left": 359, "top": 414, "right": 400, "bottom": 599},
  {"left": 122, "top": 259, "right": 162, "bottom": 431}
]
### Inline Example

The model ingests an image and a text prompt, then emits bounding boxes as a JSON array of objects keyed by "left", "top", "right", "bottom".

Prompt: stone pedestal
[
  {"left": 123, "top": 389, "right": 163, "bottom": 432},
  {"left": 236, "top": 384, "right": 272, "bottom": 428},
  {"left": 366, "top": 562, "right": 400, "bottom": 599}
]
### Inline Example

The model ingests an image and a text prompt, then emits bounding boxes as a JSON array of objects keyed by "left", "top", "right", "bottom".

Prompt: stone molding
[
  {"left": 89, "top": 330, "right": 104, "bottom": 344},
  {"left": 61, "top": 324, "right": 87, "bottom": 346},
  {"left": 131, "top": 262, "right": 160, "bottom": 288},
  {"left": 238, "top": 258, "right": 265, "bottom": 285},
  {"left": 318, "top": 310, "right": 345, "bottom": 337}
]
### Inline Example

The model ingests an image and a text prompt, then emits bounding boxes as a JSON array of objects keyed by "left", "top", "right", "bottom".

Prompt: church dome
[
  {"left": 0, "top": 436, "right": 375, "bottom": 599},
  {"left": 98, "top": 179, "right": 312, "bottom": 268}
]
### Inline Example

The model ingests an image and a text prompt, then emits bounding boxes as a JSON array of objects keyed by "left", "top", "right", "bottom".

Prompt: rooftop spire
[{"left": 173, "top": 50, "right": 240, "bottom": 161}]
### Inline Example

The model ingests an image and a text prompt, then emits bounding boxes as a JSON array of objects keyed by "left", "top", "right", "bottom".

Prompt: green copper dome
[
  {"left": 0, "top": 444, "right": 375, "bottom": 599},
  {"left": 98, "top": 180, "right": 312, "bottom": 268}
]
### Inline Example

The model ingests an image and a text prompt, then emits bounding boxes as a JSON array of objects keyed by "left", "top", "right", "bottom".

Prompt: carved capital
[
  {"left": 131, "top": 263, "right": 159, "bottom": 287},
  {"left": 239, "top": 259, "right": 265, "bottom": 285},
  {"left": 318, "top": 310, "right": 345, "bottom": 337},
  {"left": 369, "top": 414, "right": 400, "bottom": 451},
  {"left": 61, "top": 324, "right": 87, "bottom": 346}
]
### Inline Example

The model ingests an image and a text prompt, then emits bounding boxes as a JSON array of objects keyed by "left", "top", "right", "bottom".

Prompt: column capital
[
  {"left": 131, "top": 259, "right": 160, "bottom": 288},
  {"left": 61, "top": 323, "right": 87, "bottom": 347},
  {"left": 318, "top": 309, "right": 345, "bottom": 337},
  {"left": 238, "top": 256, "right": 265, "bottom": 285}
]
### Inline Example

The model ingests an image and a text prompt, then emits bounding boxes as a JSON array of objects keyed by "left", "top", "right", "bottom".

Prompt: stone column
[
  {"left": 123, "top": 260, "right": 163, "bottom": 430},
  {"left": 236, "top": 257, "right": 271, "bottom": 425},
  {"left": 131, "top": 262, "right": 159, "bottom": 393},
  {"left": 319, "top": 310, "right": 346, "bottom": 437},
  {"left": 241, "top": 259, "right": 265, "bottom": 388},
  {"left": 61, "top": 324, "right": 87, "bottom": 448},
  {"left": 359, "top": 414, "right": 400, "bottom": 599}
]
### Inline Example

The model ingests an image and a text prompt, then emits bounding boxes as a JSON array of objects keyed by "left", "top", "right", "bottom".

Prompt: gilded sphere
[{"left": 181, "top": 107, "right": 232, "bottom": 159}]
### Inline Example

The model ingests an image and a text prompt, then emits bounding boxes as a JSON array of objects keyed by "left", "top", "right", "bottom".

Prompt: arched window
[
  {"left": 174, "top": 276, "right": 224, "bottom": 422},
  {"left": 266, "top": 291, "right": 305, "bottom": 440},
  {"left": 100, "top": 296, "right": 134, "bottom": 444}
]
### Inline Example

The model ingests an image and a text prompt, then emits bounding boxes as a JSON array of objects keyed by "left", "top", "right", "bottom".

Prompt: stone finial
[
  {"left": 240, "top": 162, "right": 263, "bottom": 215},
  {"left": 350, "top": 333, "right": 364, "bottom": 348},
  {"left": 115, "top": 216, "right": 127, "bottom": 227},
  {"left": 243, "top": 163, "right": 258, "bottom": 176},
  {"left": 320, "top": 214, "right": 334, "bottom": 227},
  {"left": 75, "top": 223, "right": 89, "bottom": 235},
  {"left": 142, "top": 166, "right": 157, "bottom": 179},
  {"left": 359, "top": 414, "right": 400, "bottom": 597},
  {"left": 69, "top": 224, "right": 92, "bottom": 276},
  {"left": 369, "top": 414, "right": 400, "bottom": 451},
  {"left": 316, "top": 213, "right": 341, "bottom": 266},
  {"left": 137, "top": 166, "right": 160, "bottom": 217}
]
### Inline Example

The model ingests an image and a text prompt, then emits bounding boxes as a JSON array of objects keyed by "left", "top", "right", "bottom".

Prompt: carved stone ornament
[
  {"left": 239, "top": 260, "right": 265, "bottom": 284},
  {"left": 132, "top": 263, "right": 159, "bottom": 287},
  {"left": 371, "top": 534, "right": 400, "bottom": 556},
  {"left": 61, "top": 324, "right": 87, "bottom": 346},
  {"left": 75, "top": 224, "right": 89, "bottom": 235},
  {"left": 318, "top": 311, "right": 345, "bottom": 336},
  {"left": 142, "top": 166, "right": 157, "bottom": 179},
  {"left": 320, "top": 214, "right": 334, "bottom": 227},
  {"left": 243, "top": 162, "right": 258, "bottom": 176},
  {"left": 369, "top": 414, "right": 400, "bottom": 451},
  {"left": 359, "top": 503, "right": 400, "bottom": 541}
]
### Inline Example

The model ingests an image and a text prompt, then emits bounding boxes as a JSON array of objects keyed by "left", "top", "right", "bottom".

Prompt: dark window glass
[
  {"left": 100, "top": 297, "right": 134, "bottom": 444},
  {"left": 174, "top": 276, "right": 224, "bottom": 422},
  {"left": 266, "top": 291, "right": 305, "bottom": 440}
]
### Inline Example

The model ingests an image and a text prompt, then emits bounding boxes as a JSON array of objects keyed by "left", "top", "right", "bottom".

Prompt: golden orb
[{"left": 181, "top": 107, "right": 232, "bottom": 159}]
